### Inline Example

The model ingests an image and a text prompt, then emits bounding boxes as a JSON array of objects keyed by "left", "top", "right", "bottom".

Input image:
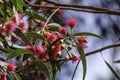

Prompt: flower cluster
[
  {"left": 0, "top": 63, "right": 16, "bottom": 80},
  {"left": 0, "top": 13, "right": 28, "bottom": 36},
  {"left": 0, "top": 11, "right": 89, "bottom": 80},
  {"left": 78, "top": 35, "right": 88, "bottom": 49}
]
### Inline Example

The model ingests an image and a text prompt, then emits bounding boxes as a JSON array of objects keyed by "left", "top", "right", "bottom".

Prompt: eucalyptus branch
[
  {"left": 85, "top": 43, "right": 120, "bottom": 56},
  {"left": 54, "top": 43, "right": 120, "bottom": 62},
  {"left": 25, "top": 0, "right": 120, "bottom": 16},
  {"left": 43, "top": 0, "right": 112, "bottom": 11}
]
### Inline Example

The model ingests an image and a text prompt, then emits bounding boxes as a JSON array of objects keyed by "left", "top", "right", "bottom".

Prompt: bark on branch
[{"left": 25, "top": 0, "right": 120, "bottom": 16}]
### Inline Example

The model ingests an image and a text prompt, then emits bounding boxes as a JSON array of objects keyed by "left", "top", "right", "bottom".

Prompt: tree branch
[
  {"left": 25, "top": 0, "right": 120, "bottom": 16},
  {"left": 85, "top": 43, "right": 120, "bottom": 56},
  {"left": 55, "top": 43, "right": 120, "bottom": 62}
]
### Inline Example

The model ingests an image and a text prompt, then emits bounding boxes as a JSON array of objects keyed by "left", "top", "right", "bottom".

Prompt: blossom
[
  {"left": 25, "top": 45, "right": 35, "bottom": 53},
  {"left": 12, "top": 13, "right": 22, "bottom": 24},
  {"left": 18, "top": 20, "right": 28, "bottom": 31},
  {"left": 78, "top": 36, "right": 88, "bottom": 49},
  {"left": 0, "top": 75, "right": 7, "bottom": 80},
  {"left": 52, "top": 43, "right": 62, "bottom": 58},
  {"left": 35, "top": 46, "right": 45, "bottom": 54},
  {"left": 4, "top": 21, "right": 16, "bottom": 34},
  {"left": 56, "top": 10, "right": 63, "bottom": 17},
  {"left": 7, "top": 63, "right": 16, "bottom": 72},
  {"left": 72, "top": 56, "right": 80, "bottom": 63},
  {"left": 44, "top": 33, "right": 57, "bottom": 42},
  {"left": 41, "top": 53, "right": 49, "bottom": 61},
  {"left": 59, "top": 26, "right": 67, "bottom": 34},
  {"left": 67, "top": 18, "right": 77, "bottom": 29}
]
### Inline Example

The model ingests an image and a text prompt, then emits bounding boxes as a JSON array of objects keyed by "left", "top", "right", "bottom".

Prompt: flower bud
[
  {"left": 7, "top": 63, "right": 16, "bottom": 72},
  {"left": 67, "top": 18, "right": 77, "bottom": 29}
]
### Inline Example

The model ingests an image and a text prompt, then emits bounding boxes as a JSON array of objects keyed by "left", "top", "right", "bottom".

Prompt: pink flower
[
  {"left": 72, "top": 56, "right": 80, "bottom": 63},
  {"left": 25, "top": 45, "right": 35, "bottom": 53},
  {"left": 44, "top": 33, "right": 57, "bottom": 42},
  {"left": 55, "top": 32, "right": 63, "bottom": 38},
  {"left": 12, "top": 13, "right": 22, "bottom": 24},
  {"left": 1, "top": 76, "right": 7, "bottom": 80},
  {"left": 78, "top": 36, "right": 88, "bottom": 49},
  {"left": 35, "top": 46, "right": 45, "bottom": 54},
  {"left": 56, "top": 10, "right": 63, "bottom": 17},
  {"left": 52, "top": 43, "right": 62, "bottom": 58},
  {"left": 7, "top": 63, "right": 16, "bottom": 72},
  {"left": 59, "top": 27, "right": 67, "bottom": 34},
  {"left": 4, "top": 21, "right": 16, "bottom": 33},
  {"left": 18, "top": 20, "right": 28, "bottom": 31},
  {"left": 67, "top": 18, "right": 77, "bottom": 29}
]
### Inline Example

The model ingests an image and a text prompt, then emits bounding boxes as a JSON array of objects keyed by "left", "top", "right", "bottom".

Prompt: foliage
[{"left": 0, "top": 0, "right": 119, "bottom": 80}]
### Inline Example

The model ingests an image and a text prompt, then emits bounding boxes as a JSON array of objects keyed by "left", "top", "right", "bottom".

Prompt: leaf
[
  {"left": 47, "top": 23, "right": 61, "bottom": 27},
  {"left": 11, "top": 0, "right": 25, "bottom": 12},
  {"left": 33, "top": 61, "right": 50, "bottom": 80},
  {"left": 13, "top": 72, "right": 22, "bottom": 80},
  {"left": 7, "top": 50, "right": 32, "bottom": 60},
  {"left": 17, "top": 0, "right": 26, "bottom": 12},
  {"left": 25, "top": 11, "right": 46, "bottom": 21},
  {"left": 11, "top": 0, "right": 17, "bottom": 10},
  {"left": 114, "top": 60, "right": 120, "bottom": 63},
  {"left": 0, "top": 48, "right": 13, "bottom": 53},
  {"left": 73, "top": 32, "right": 103, "bottom": 39},
  {"left": 25, "top": 32, "right": 45, "bottom": 40},
  {"left": 48, "top": 27, "right": 59, "bottom": 31},
  {"left": 2, "top": 0, "right": 7, "bottom": 26},
  {"left": 14, "top": 28, "right": 32, "bottom": 46},
  {"left": 76, "top": 43, "right": 87, "bottom": 80},
  {"left": 8, "top": 41, "right": 25, "bottom": 49},
  {"left": 104, "top": 60, "right": 120, "bottom": 79},
  {"left": 47, "top": 23, "right": 61, "bottom": 31}
]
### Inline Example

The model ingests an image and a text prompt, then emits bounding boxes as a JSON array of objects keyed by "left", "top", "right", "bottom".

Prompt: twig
[
  {"left": 43, "top": 0, "right": 111, "bottom": 11},
  {"left": 54, "top": 43, "right": 120, "bottom": 62},
  {"left": 24, "top": 0, "right": 120, "bottom": 16},
  {"left": 85, "top": 43, "right": 120, "bottom": 56}
]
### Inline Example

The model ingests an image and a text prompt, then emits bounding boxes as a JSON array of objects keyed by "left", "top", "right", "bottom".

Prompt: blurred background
[{"left": 55, "top": 0, "right": 120, "bottom": 80}]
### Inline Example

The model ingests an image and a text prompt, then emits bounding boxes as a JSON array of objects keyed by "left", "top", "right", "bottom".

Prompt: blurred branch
[
  {"left": 85, "top": 43, "right": 120, "bottom": 56},
  {"left": 25, "top": 0, "right": 120, "bottom": 16},
  {"left": 55, "top": 43, "right": 120, "bottom": 62}
]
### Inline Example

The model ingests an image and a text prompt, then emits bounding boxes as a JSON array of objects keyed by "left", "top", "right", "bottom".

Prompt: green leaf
[
  {"left": 16, "top": 0, "right": 24, "bottom": 12},
  {"left": 11, "top": 0, "right": 25, "bottom": 12},
  {"left": 73, "top": 32, "right": 103, "bottom": 39},
  {"left": 76, "top": 44, "right": 87, "bottom": 80},
  {"left": 14, "top": 28, "right": 32, "bottom": 46},
  {"left": 33, "top": 61, "right": 50, "bottom": 80},
  {"left": 25, "top": 11, "right": 46, "bottom": 21},
  {"left": 47, "top": 23, "right": 61, "bottom": 31},
  {"left": 48, "top": 27, "right": 59, "bottom": 31},
  {"left": 104, "top": 60, "right": 120, "bottom": 79},
  {"left": 13, "top": 72, "right": 22, "bottom": 80},
  {"left": 47, "top": 23, "right": 61, "bottom": 27},
  {"left": 0, "top": 48, "right": 13, "bottom": 53},
  {"left": 2, "top": 0, "right": 7, "bottom": 26},
  {"left": 7, "top": 49, "right": 32, "bottom": 60},
  {"left": 11, "top": 0, "right": 17, "bottom": 10},
  {"left": 25, "top": 32, "right": 45, "bottom": 40}
]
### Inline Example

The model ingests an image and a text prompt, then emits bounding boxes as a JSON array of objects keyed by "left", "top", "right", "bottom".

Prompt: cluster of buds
[
  {"left": 0, "top": 63, "right": 16, "bottom": 80},
  {"left": 0, "top": 13, "right": 28, "bottom": 36},
  {"left": 0, "top": 11, "right": 89, "bottom": 80}
]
